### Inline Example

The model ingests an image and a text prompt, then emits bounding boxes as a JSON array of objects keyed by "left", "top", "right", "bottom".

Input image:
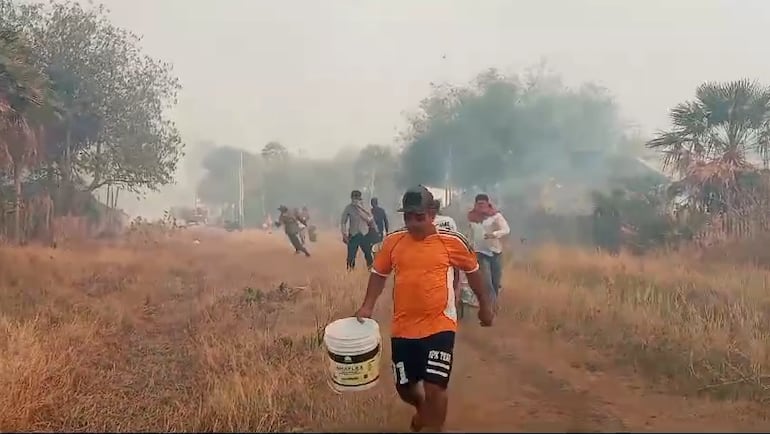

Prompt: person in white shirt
[
  {"left": 467, "top": 193, "right": 510, "bottom": 308},
  {"left": 431, "top": 199, "right": 466, "bottom": 310},
  {"left": 432, "top": 199, "right": 458, "bottom": 232}
]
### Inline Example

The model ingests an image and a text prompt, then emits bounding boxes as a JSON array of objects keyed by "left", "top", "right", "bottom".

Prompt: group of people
[
  {"left": 354, "top": 185, "right": 510, "bottom": 432},
  {"left": 274, "top": 185, "right": 510, "bottom": 431},
  {"left": 339, "top": 188, "right": 510, "bottom": 306},
  {"left": 274, "top": 189, "right": 510, "bottom": 310}
]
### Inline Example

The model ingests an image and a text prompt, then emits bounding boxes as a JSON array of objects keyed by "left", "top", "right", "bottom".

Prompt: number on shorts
[{"left": 392, "top": 361, "right": 408, "bottom": 385}]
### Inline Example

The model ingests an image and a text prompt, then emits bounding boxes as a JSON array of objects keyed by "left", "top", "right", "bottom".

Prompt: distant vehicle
[{"left": 170, "top": 205, "right": 209, "bottom": 226}]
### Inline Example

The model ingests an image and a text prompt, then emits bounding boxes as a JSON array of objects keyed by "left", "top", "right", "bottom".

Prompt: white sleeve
[{"left": 492, "top": 213, "right": 510, "bottom": 238}]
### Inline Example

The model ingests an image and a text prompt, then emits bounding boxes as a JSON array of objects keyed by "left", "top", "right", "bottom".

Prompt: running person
[
  {"left": 355, "top": 186, "right": 494, "bottom": 432},
  {"left": 275, "top": 205, "right": 311, "bottom": 257},
  {"left": 467, "top": 194, "right": 510, "bottom": 309}
]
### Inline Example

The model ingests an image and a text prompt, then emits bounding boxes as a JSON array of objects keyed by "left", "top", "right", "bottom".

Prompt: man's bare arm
[
  {"left": 361, "top": 273, "right": 387, "bottom": 310},
  {"left": 340, "top": 208, "right": 349, "bottom": 236}
]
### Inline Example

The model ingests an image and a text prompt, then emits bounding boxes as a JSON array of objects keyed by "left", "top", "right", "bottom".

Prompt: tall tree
[
  {"left": 399, "top": 67, "right": 623, "bottom": 191},
  {"left": 24, "top": 1, "right": 183, "bottom": 211},
  {"left": 0, "top": 28, "right": 56, "bottom": 242}
]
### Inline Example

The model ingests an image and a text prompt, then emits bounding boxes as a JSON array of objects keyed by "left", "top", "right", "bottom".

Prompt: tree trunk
[
  {"left": 57, "top": 127, "right": 75, "bottom": 216},
  {"left": 13, "top": 161, "right": 22, "bottom": 245}
]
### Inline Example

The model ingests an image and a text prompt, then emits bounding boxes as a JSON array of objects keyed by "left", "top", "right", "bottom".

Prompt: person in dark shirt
[
  {"left": 370, "top": 197, "right": 389, "bottom": 241},
  {"left": 275, "top": 205, "right": 311, "bottom": 257}
]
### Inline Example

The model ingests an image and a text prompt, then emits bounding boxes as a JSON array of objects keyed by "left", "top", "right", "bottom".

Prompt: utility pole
[
  {"left": 369, "top": 169, "right": 376, "bottom": 199},
  {"left": 238, "top": 150, "right": 245, "bottom": 226},
  {"left": 444, "top": 145, "right": 452, "bottom": 207},
  {"left": 440, "top": 52, "right": 454, "bottom": 208}
]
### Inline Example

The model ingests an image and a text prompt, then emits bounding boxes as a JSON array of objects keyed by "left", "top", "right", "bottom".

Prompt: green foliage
[
  {"left": 647, "top": 79, "right": 770, "bottom": 213},
  {"left": 0, "top": 20, "right": 58, "bottom": 242},
  {"left": 589, "top": 176, "right": 702, "bottom": 253},
  {"left": 0, "top": 26, "right": 51, "bottom": 165},
  {"left": 1, "top": 0, "right": 183, "bottom": 215}
]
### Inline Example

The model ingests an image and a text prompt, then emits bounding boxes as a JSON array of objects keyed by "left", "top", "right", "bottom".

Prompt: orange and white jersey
[{"left": 371, "top": 228, "right": 479, "bottom": 339}]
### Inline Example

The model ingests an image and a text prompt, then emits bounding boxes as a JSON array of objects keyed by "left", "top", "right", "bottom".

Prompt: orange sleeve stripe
[
  {"left": 381, "top": 229, "right": 408, "bottom": 248},
  {"left": 386, "top": 227, "right": 408, "bottom": 237},
  {"left": 437, "top": 229, "right": 474, "bottom": 252}
]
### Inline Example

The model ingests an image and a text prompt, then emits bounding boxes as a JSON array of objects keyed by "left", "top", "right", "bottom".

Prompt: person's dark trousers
[
  {"left": 346, "top": 233, "right": 373, "bottom": 270},
  {"left": 287, "top": 232, "right": 310, "bottom": 256}
]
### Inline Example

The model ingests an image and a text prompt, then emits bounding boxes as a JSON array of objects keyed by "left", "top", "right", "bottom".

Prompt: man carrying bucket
[{"left": 355, "top": 185, "right": 494, "bottom": 433}]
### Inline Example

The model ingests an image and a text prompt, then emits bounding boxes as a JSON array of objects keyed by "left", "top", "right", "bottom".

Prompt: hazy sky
[
  {"left": 87, "top": 0, "right": 770, "bottom": 216},
  {"left": 97, "top": 0, "right": 770, "bottom": 159}
]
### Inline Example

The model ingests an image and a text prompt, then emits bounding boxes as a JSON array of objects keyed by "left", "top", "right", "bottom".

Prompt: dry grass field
[
  {"left": 507, "top": 244, "right": 770, "bottom": 400},
  {"left": 2, "top": 228, "right": 770, "bottom": 432}
]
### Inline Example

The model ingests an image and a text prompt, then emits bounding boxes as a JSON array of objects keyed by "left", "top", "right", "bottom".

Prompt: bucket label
[{"left": 327, "top": 344, "right": 380, "bottom": 388}]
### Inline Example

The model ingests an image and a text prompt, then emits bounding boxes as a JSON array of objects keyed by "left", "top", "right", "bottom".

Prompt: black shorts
[{"left": 390, "top": 330, "right": 456, "bottom": 389}]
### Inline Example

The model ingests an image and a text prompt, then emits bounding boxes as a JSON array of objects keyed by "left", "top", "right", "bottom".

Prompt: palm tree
[
  {"left": 0, "top": 29, "right": 54, "bottom": 242},
  {"left": 647, "top": 80, "right": 770, "bottom": 214}
]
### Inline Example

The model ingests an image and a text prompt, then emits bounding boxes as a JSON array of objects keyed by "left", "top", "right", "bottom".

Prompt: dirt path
[
  {"left": 448, "top": 316, "right": 768, "bottom": 432},
  {"left": 365, "top": 289, "right": 770, "bottom": 432},
  {"left": 235, "top": 233, "right": 769, "bottom": 432}
]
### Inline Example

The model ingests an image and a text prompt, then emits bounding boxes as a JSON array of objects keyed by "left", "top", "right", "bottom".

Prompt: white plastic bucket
[{"left": 323, "top": 317, "right": 381, "bottom": 393}]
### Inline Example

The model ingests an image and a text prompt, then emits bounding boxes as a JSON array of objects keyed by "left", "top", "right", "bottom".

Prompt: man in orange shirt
[{"left": 355, "top": 186, "right": 494, "bottom": 432}]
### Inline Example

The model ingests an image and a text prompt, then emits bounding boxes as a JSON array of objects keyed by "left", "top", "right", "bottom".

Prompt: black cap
[{"left": 397, "top": 185, "right": 435, "bottom": 213}]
